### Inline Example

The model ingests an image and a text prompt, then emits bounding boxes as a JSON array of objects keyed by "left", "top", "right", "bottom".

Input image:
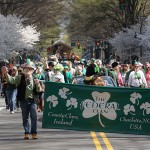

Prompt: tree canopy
[
  {"left": 0, "top": 0, "right": 67, "bottom": 49},
  {"left": 66, "top": 0, "right": 150, "bottom": 39},
  {"left": 0, "top": 14, "right": 40, "bottom": 59}
]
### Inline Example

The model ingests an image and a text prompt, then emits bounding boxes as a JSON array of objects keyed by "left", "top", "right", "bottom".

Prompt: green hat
[
  {"left": 134, "top": 61, "right": 139, "bottom": 66},
  {"left": 91, "top": 58, "right": 95, "bottom": 62},
  {"left": 64, "top": 66, "right": 69, "bottom": 70},
  {"left": 23, "top": 58, "right": 35, "bottom": 70},
  {"left": 54, "top": 63, "right": 64, "bottom": 71}
]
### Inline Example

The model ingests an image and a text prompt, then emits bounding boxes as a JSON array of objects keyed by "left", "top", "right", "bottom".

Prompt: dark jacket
[{"left": 17, "top": 74, "right": 38, "bottom": 101}]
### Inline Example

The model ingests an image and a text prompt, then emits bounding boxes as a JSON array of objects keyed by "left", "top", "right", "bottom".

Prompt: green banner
[{"left": 42, "top": 82, "right": 150, "bottom": 135}]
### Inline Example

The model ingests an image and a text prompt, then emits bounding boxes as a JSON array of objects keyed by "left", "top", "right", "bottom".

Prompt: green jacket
[
  {"left": 109, "top": 70, "right": 119, "bottom": 86},
  {"left": 99, "top": 67, "right": 108, "bottom": 76},
  {"left": 65, "top": 72, "right": 72, "bottom": 83},
  {"left": 7, "top": 74, "right": 41, "bottom": 99}
]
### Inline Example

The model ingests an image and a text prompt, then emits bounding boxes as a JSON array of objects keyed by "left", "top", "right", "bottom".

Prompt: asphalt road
[{"left": 0, "top": 97, "right": 150, "bottom": 150}]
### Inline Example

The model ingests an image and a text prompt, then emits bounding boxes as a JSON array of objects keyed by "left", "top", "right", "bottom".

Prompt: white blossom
[
  {"left": 109, "top": 24, "right": 141, "bottom": 51},
  {"left": 0, "top": 14, "right": 40, "bottom": 59},
  {"left": 138, "top": 16, "right": 150, "bottom": 49}
]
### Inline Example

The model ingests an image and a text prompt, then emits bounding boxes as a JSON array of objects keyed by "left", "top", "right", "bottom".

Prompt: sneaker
[
  {"left": 24, "top": 134, "right": 30, "bottom": 140},
  {"left": 32, "top": 134, "right": 38, "bottom": 139},
  {"left": 10, "top": 111, "right": 14, "bottom": 114}
]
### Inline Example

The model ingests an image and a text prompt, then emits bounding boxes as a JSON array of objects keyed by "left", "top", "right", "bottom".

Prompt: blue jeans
[
  {"left": 20, "top": 100, "right": 37, "bottom": 134},
  {"left": 6, "top": 89, "right": 17, "bottom": 112}
]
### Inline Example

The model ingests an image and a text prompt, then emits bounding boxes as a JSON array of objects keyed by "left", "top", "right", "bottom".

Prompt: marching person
[
  {"left": 86, "top": 58, "right": 99, "bottom": 77},
  {"left": 96, "top": 59, "right": 108, "bottom": 76},
  {"left": 34, "top": 67, "right": 45, "bottom": 112},
  {"left": 1, "top": 60, "right": 42, "bottom": 140},
  {"left": 121, "top": 64, "right": 129, "bottom": 86},
  {"left": 108, "top": 62, "right": 119, "bottom": 86},
  {"left": 144, "top": 63, "right": 150, "bottom": 87},
  {"left": 6, "top": 66, "right": 18, "bottom": 114},
  {"left": 63, "top": 66, "right": 72, "bottom": 83},
  {"left": 128, "top": 62, "right": 147, "bottom": 88},
  {"left": 47, "top": 61, "right": 55, "bottom": 81},
  {"left": 52, "top": 64, "right": 65, "bottom": 83}
]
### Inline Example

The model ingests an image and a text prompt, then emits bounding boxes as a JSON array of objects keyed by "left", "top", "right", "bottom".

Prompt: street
[
  {"left": 0, "top": 97, "right": 150, "bottom": 150},
  {"left": 0, "top": 1, "right": 150, "bottom": 149}
]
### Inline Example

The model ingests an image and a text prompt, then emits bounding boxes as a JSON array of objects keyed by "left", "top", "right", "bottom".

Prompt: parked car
[
  {"left": 72, "top": 76, "right": 85, "bottom": 85},
  {"left": 102, "top": 76, "right": 117, "bottom": 87},
  {"left": 72, "top": 76, "right": 117, "bottom": 87}
]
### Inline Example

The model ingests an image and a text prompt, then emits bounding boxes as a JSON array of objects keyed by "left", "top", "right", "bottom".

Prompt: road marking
[
  {"left": 100, "top": 132, "right": 113, "bottom": 150},
  {"left": 90, "top": 132, "right": 102, "bottom": 150}
]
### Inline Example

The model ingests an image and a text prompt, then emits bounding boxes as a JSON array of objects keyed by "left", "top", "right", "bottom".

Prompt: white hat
[
  {"left": 138, "top": 62, "right": 143, "bottom": 66},
  {"left": 22, "top": 59, "right": 35, "bottom": 70}
]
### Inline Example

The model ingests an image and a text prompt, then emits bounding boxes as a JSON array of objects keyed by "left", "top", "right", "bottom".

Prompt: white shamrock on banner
[
  {"left": 130, "top": 92, "right": 142, "bottom": 105},
  {"left": 46, "top": 95, "right": 58, "bottom": 109},
  {"left": 66, "top": 98, "right": 78, "bottom": 110},
  {"left": 140, "top": 102, "right": 150, "bottom": 116},
  {"left": 80, "top": 92, "right": 119, "bottom": 127},
  {"left": 124, "top": 104, "right": 135, "bottom": 115},
  {"left": 123, "top": 92, "right": 143, "bottom": 116},
  {"left": 58, "top": 87, "right": 72, "bottom": 99}
]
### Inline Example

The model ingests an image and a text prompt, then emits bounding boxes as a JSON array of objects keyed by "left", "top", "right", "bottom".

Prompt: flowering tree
[
  {"left": 109, "top": 24, "right": 141, "bottom": 52},
  {"left": 20, "top": 25, "right": 40, "bottom": 49},
  {"left": 0, "top": 14, "right": 40, "bottom": 59},
  {"left": 139, "top": 16, "right": 150, "bottom": 49}
]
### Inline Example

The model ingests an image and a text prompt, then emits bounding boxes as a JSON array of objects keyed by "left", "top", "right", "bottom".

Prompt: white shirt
[
  {"left": 47, "top": 70, "right": 55, "bottom": 81},
  {"left": 128, "top": 70, "right": 147, "bottom": 87},
  {"left": 52, "top": 72, "right": 65, "bottom": 83}
]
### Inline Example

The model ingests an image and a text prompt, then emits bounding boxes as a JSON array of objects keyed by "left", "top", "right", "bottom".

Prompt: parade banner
[{"left": 42, "top": 82, "right": 150, "bottom": 135}]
